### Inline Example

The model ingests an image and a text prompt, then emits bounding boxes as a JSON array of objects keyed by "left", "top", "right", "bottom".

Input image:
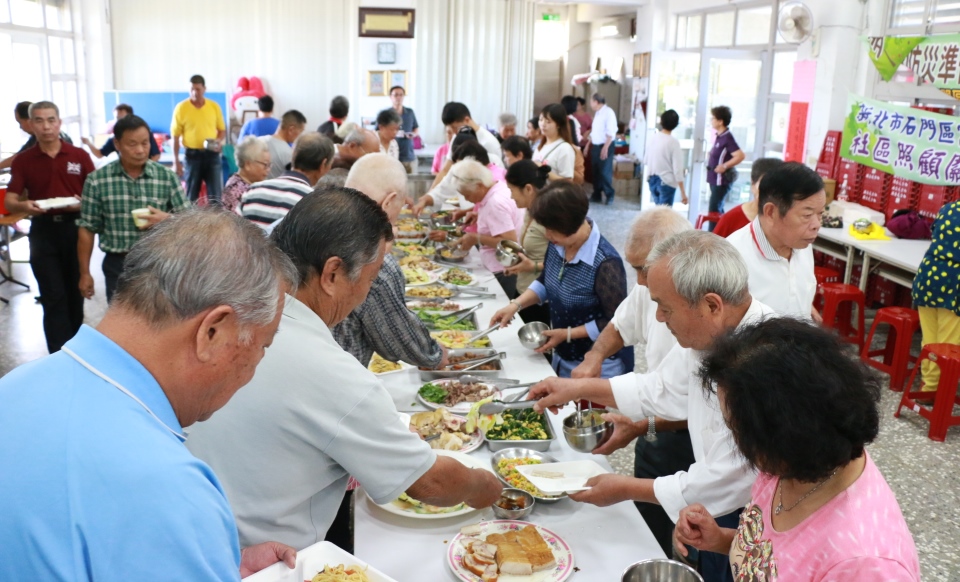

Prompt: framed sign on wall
[
  {"left": 368, "top": 71, "right": 386, "bottom": 96},
  {"left": 359, "top": 8, "right": 415, "bottom": 38}
]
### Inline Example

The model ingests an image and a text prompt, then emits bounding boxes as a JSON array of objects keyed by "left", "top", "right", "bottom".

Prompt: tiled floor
[{"left": 2, "top": 196, "right": 958, "bottom": 580}]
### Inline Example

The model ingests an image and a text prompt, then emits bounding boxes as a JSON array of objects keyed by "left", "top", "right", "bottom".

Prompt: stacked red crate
[
  {"left": 816, "top": 131, "right": 843, "bottom": 179},
  {"left": 896, "top": 286, "right": 914, "bottom": 309},
  {"left": 884, "top": 177, "right": 921, "bottom": 221},
  {"left": 917, "top": 184, "right": 956, "bottom": 218},
  {"left": 866, "top": 274, "right": 899, "bottom": 307},
  {"left": 835, "top": 159, "right": 864, "bottom": 203},
  {"left": 859, "top": 166, "right": 891, "bottom": 212}
]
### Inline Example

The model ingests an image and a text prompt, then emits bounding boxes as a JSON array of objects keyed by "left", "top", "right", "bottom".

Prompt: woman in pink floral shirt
[{"left": 675, "top": 318, "right": 920, "bottom": 581}]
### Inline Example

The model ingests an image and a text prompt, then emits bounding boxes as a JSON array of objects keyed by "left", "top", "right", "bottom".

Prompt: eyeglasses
[{"left": 252, "top": 160, "right": 270, "bottom": 169}]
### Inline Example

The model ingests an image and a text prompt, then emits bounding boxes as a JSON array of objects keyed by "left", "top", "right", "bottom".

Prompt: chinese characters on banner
[
  {"left": 866, "top": 35, "right": 960, "bottom": 99},
  {"left": 841, "top": 95, "right": 960, "bottom": 186}
]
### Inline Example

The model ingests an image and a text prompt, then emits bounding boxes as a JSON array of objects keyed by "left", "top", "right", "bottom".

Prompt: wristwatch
[{"left": 644, "top": 416, "right": 657, "bottom": 442}]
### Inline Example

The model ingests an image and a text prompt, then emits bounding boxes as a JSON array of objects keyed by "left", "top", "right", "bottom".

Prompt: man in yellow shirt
[{"left": 171, "top": 74, "right": 226, "bottom": 205}]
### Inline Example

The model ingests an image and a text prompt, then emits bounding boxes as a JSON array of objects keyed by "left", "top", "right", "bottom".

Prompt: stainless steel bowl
[
  {"left": 490, "top": 488, "right": 535, "bottom": 519},
  {"left": 496, "top": 240, "right": 526, "bottom": 268},
  {"left": 562, "top": 409, "right": 614, "bottom": 453},
  {"left": 489, "top": 448, "right": 566, "bottom": 502},
  {"left": 517, "top": 321, "right": 549, "bottom": 350},
  {"left": 621, "top": 559, "right": 704, "bottom": 582},
  {"left": 436, "top": 248, "right": 469, "bottom": 263}
]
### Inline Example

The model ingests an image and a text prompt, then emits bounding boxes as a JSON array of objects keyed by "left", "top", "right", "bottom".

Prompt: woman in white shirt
[
  {"left": 376, "top": 108, "right": 400, "bottom": 160},
  {"left": 532, "top": 103, "right": 576, "bottom": 182}
]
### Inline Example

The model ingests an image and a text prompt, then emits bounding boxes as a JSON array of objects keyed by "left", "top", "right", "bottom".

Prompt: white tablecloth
[{"left": 354, "top": 249, "right": 665, "bottom": 580}]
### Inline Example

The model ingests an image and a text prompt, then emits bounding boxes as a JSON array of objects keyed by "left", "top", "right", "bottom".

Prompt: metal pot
[
  {"left": 496, "top": 240, "right": 526, "bottom": 268},
  {"left": 621, "top": 559, "right": 703, "bottom": 582}
]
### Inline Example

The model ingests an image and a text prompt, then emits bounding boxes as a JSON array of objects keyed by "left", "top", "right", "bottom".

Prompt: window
[
  {"left": 771, "top": 51, "right": 797, "bottom": 94},
  {"left": 887, "top": 0, "right": 960, "bottom": 32},
  {"left": 736, "top": 6, "right": 772, "bottom": 45},
  {"left": 704, "top": 11, "right": 735, "bottom": 47},
  {"left": 889, "top": 0, "right": 927, "bottom": 29},
  {"left": 9, "top": 0, "right": 42, "bottom": 27}
]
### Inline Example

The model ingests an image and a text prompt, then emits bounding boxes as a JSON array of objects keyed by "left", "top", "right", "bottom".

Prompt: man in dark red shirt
[{"left": 5, "top": 101, "right": 94, "bottom": 353}]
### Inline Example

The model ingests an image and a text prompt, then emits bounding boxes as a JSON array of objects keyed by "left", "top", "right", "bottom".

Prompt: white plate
[
  {"left": 406, "top": 410, "right": 485, "bottom": 454},
  {"left": 515, "top": 460, "right": 609, "bottom": 495},
  {"left": 441, "top": 270, "right": 478, "bottom": 287},
  {"left": 371, "top": 450, "right": 493, "bottom": 519},
  {"left": 447, "top": 520, "right": 575, "bottom": 582},
  {"left": 417, "top": 379, "right": 501, "bottom": 414},
  {"left": 368, "top": 356, "right": 415, "bottom": 376},
  {"left": 404, "top": 270, "right": 441, "bottom": 287},
  {"left": 241, "top": 540, "right": 397, "bottom": 582},
  {"left": 35, "top": 196, "right": 80, "bottom": 210}
]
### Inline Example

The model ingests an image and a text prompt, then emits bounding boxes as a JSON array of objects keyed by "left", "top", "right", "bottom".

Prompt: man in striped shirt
[
  {"left": 239, "top": 132, "right": 334, "bottom": 228},
  {"left": 79, "top": 114, "right": 188, "bottom": 303}
]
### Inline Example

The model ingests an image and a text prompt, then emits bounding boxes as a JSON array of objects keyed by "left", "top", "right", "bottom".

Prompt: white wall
[
  {"left": 588, "top": 19, "right": 635, "bottom": 78},
  {"left": 108, "top": 0, "right": 535, "bottom": 144}
]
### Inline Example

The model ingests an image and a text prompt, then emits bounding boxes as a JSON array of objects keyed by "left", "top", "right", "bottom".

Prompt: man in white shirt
[
  {"left": 587, "top": 93, "right": 618, "bottom": 204},
  {"left": 644, "top": 109, "right": 688, "bottom": 206},
  {"left": 531, "top": 230, "right": 773, "bottom": 582},
  {"left": 259, "top": 110, "right": 306, "bottom": 179},
  {"left": 186, "top": 188, "right": 502, "bottom": 552},
  {"left": 726, "top": 162, "right": 825, "bottom": 321},
  {"left": 429, "top": 102, "right": 504, "bottom": 191},
  {"left": 571, "top": 207, "right": 694, "bottom": 556}
]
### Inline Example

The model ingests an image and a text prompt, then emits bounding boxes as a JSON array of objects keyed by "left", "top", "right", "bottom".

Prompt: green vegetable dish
[
  {"left": 418, "top": 382, "right": 448, "bottom": 403},
  {"left": 485, "top": 409, "right": 550, "bottom": 441},
  {"left": 414, "top": 309, "right": 476, "bottom": 331},
  {"left": 442, "top": 268, "right": 472, "bottom": 286}
]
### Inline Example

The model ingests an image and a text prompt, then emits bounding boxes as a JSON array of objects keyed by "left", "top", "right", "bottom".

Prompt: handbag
[
  {"left": 413, "top": 135, "right": 423, "bottom": 150},
  {"left": 886, "top": 210, "right": 932, "bottom": 240}
]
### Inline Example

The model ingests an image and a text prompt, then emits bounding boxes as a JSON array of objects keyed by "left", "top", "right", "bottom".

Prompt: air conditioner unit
[{"left": 600, "top": 19, "right": 633, "bottom": 38}]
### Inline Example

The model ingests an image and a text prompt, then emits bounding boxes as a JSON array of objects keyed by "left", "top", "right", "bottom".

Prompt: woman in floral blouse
[{"left": 222, "top": 137, "right": 270, "bottom": 213}]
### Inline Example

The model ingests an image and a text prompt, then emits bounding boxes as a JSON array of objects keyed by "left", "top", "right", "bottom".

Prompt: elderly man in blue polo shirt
[{"left": 0, "top": 210, "right": 299, "bottom": 581}]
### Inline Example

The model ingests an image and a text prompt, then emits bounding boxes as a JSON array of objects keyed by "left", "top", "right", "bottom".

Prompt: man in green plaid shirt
[{"left": 78, "top": 115, "right": 190, "bottom": 302}]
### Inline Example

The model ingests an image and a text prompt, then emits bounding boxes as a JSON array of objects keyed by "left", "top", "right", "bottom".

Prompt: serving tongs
[
  {"left": 469, "top": 323, "right": 501, "bottom": 344},
  {"left": 456, "top": 287, "right": 497, "bottom": 299},
  {"left": 441, "top": 351, "right": 506, "bottom": 371},
  {"left": 475, "top": 383, "right": 538, "bottom": 415}
]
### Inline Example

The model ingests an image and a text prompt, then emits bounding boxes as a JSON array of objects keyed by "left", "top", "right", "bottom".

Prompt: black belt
[{"left": 33, "top": 213, "right": 79, "bottom": 223}]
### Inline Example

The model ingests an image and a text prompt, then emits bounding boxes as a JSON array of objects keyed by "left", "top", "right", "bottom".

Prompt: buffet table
[{"left": 354, "top": 248, "right": 666, "bottom": 580}]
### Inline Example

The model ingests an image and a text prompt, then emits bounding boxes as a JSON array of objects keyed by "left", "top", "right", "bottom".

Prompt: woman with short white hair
[
  {"left": 451, "top": 158, "right": 524, "bottom": 296},
  {"left": 223, "top": 137, "right": 271, "bottom": 212}
]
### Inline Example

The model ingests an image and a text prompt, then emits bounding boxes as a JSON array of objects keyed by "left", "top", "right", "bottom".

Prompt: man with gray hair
[
  {"left": 530, "top": 230, "right": 774, "bottom": 582},
  {"left": 571, "top": 207, "right": 694, "bottom": 556},
  {"left": 0, "top": 209, "right": 300, "bottom": 579},
  {"left": 333, "top": 153, "right": 447, "bottom": 369},
  {"left": 496, "top": 112, "right": 517, "bottom": 142},
  {"left": 239, "top": 131, "right": 334, "bottom": 227},
  {"left": 186, "top": 187, "right": 502, "bottom": 552}
]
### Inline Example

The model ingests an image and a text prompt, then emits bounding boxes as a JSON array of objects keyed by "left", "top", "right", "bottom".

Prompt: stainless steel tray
[
  {"left": 418, "top": 347, "right": 503, "bottom": 380},
  {"left": 414, "top": 311, "right": 479, "bottom": 332},
  {"left": 489, "top": 447, "right": 567, "bottom": 503},
  {"left": 485, "top": 411, "right": 556, "bottom": 453}
]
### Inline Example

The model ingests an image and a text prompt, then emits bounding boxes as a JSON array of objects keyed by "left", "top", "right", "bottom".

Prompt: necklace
[{"left": 775, "top": 468, "right": 839, "bottom": 515}]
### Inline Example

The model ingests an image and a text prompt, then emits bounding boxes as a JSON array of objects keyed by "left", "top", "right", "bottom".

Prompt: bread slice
[{"left": 516, "top": 526, "right": 557, "bottom": 572}]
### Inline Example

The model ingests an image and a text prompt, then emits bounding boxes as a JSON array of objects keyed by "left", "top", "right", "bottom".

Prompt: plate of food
[
  {"left": 490, "top": 448, "right": 567, "bottom": 502},
  {"left": 393, "top": 242, "right": 434, "bottom": 257},
  {"left": 441, "top": 267, "right": 477, "bottom": 287},
  {"left": 371, "top": 450, "right": 493, "bottom": 519},
  {"left": 408, "top": 408, "right": 484, "bottom": 453},
  {"left": 240, "top": 540, "right": 397, "bottom": 582},
  {"left": 417, "top": 379, "right": 501, "bottom": 414},
  {"left": 406, "top": 284, "right": 459, "bottom": 300},
  {"left": 396, "top": 217, "right": 429, "bottom": 239},
  {"left": 449, "top": 521, "right": 574, "bottom": 582},
  {"left": 367, "top": 353, "right": 414, "bottom": 376},
  {"left": 406, "top": 300, "right": 462, "bottom": 313},
  {"left": 399, "top": 255, "right": 443, "bottom": 272},
  {"left": 431, "top": 330, "right": 491, "bottom": 349},
  {"left": 403, "top": 267, "right": 440, "bottom": 286},
  {"left": 419, "top": 348, "right": 504, "bottom": 381}
]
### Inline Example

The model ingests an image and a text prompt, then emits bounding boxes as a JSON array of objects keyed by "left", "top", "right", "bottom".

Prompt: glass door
[
  {"left": 651, "top": 52, "right": 701, "bottom": 211},
  {"left": 689, "top": 49, "right": 770, "bottom": 219},
  {"left": 0, "top": 30, "right": 49, "bottom": 158}
]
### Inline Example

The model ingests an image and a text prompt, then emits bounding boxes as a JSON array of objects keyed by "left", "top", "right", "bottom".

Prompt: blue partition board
[{"left": 102, "top": 91, "right": 229, "bottom": 135}]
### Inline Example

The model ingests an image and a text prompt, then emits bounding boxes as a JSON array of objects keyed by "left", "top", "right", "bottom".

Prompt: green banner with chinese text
[{"left": 841, "top": 95, "right": 960, "bottom": 186}]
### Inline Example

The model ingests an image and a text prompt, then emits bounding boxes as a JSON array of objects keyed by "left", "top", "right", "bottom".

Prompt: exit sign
[{"left": 542, "top": 13, "right": 559, "bottom": 21}]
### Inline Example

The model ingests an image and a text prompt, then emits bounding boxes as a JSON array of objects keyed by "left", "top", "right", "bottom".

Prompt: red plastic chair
[
  {"left": 895, "top": 343, "right": 960, "bottom": 442},
  {"left": 695, "top": 212, "right": 722, "bottom": 230},
  {"left": 820, "top": 283, "right": 866, "bottom": 350},
  {"left": 861, "top": 307, "right": 920, "bottom": 391},
  {"left": 813, "top": 267, "right": 841, "bottom": 312}
]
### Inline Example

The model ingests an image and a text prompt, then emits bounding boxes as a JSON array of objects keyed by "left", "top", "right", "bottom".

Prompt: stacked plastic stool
[
  {"left": 895, "top": 343, "right": 960, "bottom": 442},
  {"left": 860, "top": 307, "right": 920, "bottom": 391},
  {"left": 820, "top": 283, "right": 866, "bottom": 350}
]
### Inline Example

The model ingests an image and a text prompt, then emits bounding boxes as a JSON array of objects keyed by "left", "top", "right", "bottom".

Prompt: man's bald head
[
  {"left": 345, "top": 153, "right": 408, "bottom": 223},
  {"left": 341, "top": 128, "right": 380, "bottom": 163}
]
